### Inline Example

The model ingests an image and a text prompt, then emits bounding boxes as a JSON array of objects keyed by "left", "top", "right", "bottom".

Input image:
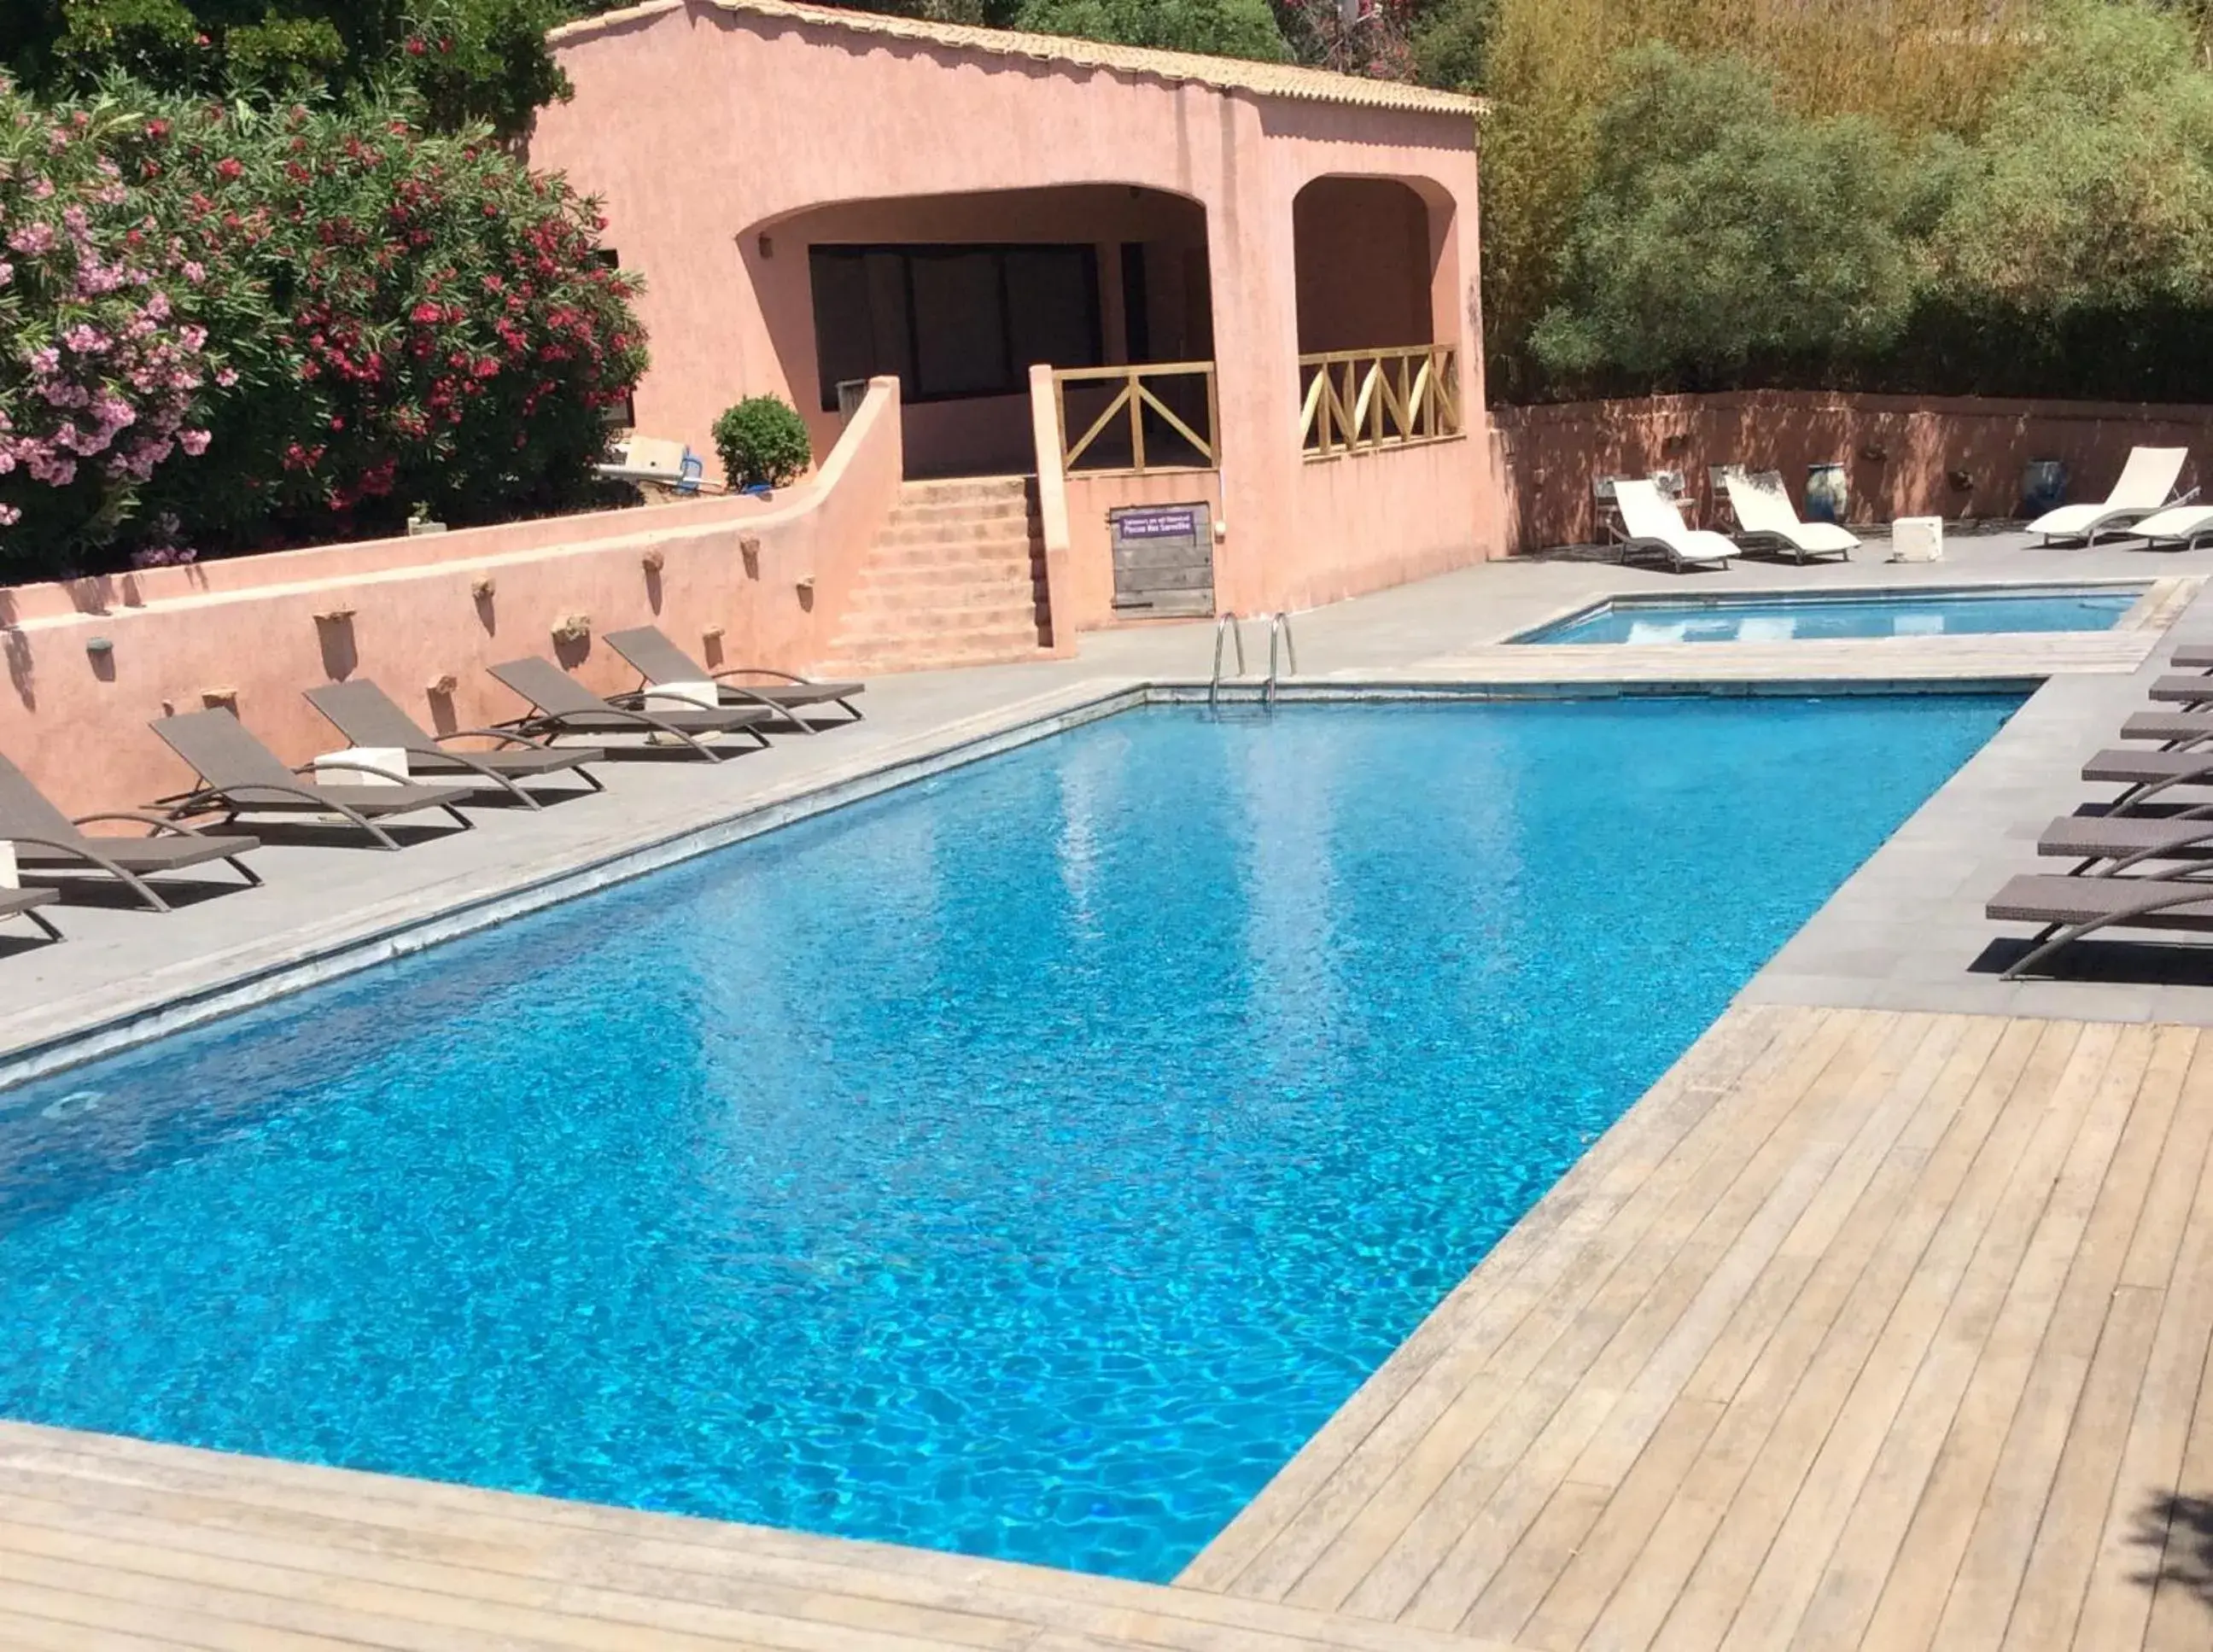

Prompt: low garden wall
[
  {"left": 0, "top": 379, "right": 905, "bottom": 816},
  {"left": 1492, "top": 390, "right": 2213, "bottom": 552}
]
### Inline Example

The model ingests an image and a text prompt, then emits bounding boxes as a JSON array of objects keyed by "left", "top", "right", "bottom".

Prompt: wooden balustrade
[
  {"left": 1299, "top": 345, "right": 1461, "bottom": 458},
  {"left": 1053, "top": 361, "right": 1218, "bottom": 476}
]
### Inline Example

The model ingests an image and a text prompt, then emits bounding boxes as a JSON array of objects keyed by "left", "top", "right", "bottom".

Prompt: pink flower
[
  {"left": 145, "top": 290, "right": 171, "bottom": 321},
  {"left": 7, "top": 221, "right": 54, "bottom": 254},
  {"left": 182, "top": 260, "right": 205, "bottom": 283},
  {"left": 178, "top": 429, "right": 210, "bottom": 455},
  {"left": 0, "top": 505, "right": 18, "bottom": 527},
  {"left": 60, "top": 323, "right": 109, "bottom": 353},
  {"left": 178, "top": 324, "right": 207, "bottom": 351},
  {"left": 214, "top": 366, "right": 238, "bottom": 388},
  {"left": 27, "top": 347, "right": 60, "bottom": 375},
  {"left": 0, "top": 262, "right": 11, "bottom": 287}
]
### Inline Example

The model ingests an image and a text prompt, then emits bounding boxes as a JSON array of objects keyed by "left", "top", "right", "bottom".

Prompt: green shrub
[
  {"left": 712, "top": 396, "right": 811, "bottom": 490},
  {"left": 1012, "top": 0, "right": 1288, "bottom": 61},
  {"left": 1, "top": 79, "right": 648, "bottom": 570}
]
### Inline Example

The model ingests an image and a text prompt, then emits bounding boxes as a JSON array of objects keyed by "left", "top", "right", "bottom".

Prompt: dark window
[
  {"left": 1119, "top": 243, "right": 1151, "bottom": 362},
  {"left": 808, "top": 243, "right": 1102, "bottom": 410}
]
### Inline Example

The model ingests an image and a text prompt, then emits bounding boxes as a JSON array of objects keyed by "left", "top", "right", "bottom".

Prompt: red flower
[
  {"left": 145, "top": 119, "right": 169, "bottom": 141},
  {"left": 215, "top": 157, "right": 242, "bottom": 181},
  {"left": 405, "top": 37, "right": 427, "bottom": 55},
  {"left": 410, "top": 301, "right": 441, "bottom": 324}
]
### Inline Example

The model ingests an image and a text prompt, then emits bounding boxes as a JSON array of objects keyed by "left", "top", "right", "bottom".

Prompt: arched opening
[
  {"left": 745, "top": 186, "right": 1213, "bottom": 479},
  {"left": 1290, "top": 176, "right": 1463, "bottom": 458}
]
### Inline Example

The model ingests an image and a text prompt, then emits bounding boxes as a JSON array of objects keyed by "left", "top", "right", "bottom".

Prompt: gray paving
[{"left": 5, "top": 523, "right": 2212, "bottom": 1082}]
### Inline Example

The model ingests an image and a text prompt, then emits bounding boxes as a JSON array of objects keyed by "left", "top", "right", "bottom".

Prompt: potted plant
[{"left": 712, "top": 396, "right": 813, "bottom": 497}]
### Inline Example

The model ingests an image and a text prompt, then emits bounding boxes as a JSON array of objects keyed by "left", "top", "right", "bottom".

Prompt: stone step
[
  {"left": 840, "top": 595, "right": 1045, "bottom": 633},
  {"left": 832, "top": 607, "right": 1046, "bottom": 651},
  {"left": 876, "top": 520, "right": 1042, "bottom": 549},
  {"left": 814, "top": 638, "right": 1050, "bottom": 677},
  {"left": 896, "top": 476, "right": 1033, "bottom": 506},
  {"left": 887, "top": 497, "right": 1036, "bottom": 527},
  {"left": 851, "top": 561, "right": 1042, "bottom": 594},
  {"left": 867, "top": 539, "right": 1042, "bottom": 569}
]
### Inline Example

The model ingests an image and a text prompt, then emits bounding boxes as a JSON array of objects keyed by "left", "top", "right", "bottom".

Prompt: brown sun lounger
[
  {"left": 487, "top": 657, "right": 773, "bottom": 760},
  {"left": 2145, "top": 674, "right": 2213, "bottom": 706},
  {"left": 150, "top": 709, "right": 478, "bottom": 849},
  {"left": 0, "top": 885, "right": 61, "bottom": 942},
  {"left": 2119, "top": 711, "right": 2213, "bottom": 744},
  {"left": 2039, "top": 813, "right": 2213, "bottom": 868},
  {"left": 0, "top": 752, "right": 259, "bottom": 912},
  {"left": 2168, "top": 645, "right": 2213, "bottom": 669},
  {"left": 306, "top": 680, "right": 606, "bottom": 810},
  {"left": 601, "top": 625, "right": 863, "bottom": 733},
  {"left": 1989, "top": 872, "right": 2213, "bottom": 978}
]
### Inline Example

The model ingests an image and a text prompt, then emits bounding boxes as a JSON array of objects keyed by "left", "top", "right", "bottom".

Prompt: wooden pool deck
[{"left": 9, "top": 1004, "right": 2213, "bottom": 1650}]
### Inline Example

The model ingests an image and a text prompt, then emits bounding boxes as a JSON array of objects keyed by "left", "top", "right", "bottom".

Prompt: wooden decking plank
[
  {"left": 1181, "top": 1007, "right": 1794, "bottom": 1597},
  {"left": 1382, "top": 1014, "right": 1944, "bottom": 1632},
  {"left": 1492, "top": 1396, "right": 1726, "bottom": 1652},
  {"left": 1582, "top": 1014, "right": 2070, "bottom": 1652},
  {"left": 0, "top": 1607, "right": 220, "bottom": 1652},
  {"left": 1449, "top": 1480, "right": 1613, "bottom": 1644},
  {"left": 1926, "top": 1023, "right": 2173, "bottom": 1649},
  {"left": 1521, "top": 1016, "right": 2015, "bottom": 1651},
  {"left": 0, "top": 1477, "right": 1036, "bottom": 1649},
  {"left": 1643, "top": 1017, "right": 2107, "bottom": 1652},
  {"left": 0, "top": 1432, "right": 1503, "bottom": 1652},
  {"left": 1778, "top": 1021, "right": 2142, "bottom": 1652},
  {"left": 0, "top": 1559, "right": 422, "bottom": 1650},
  {"left": 1302, "top": 1013, "right": 1897, "bottom": 1621},
  {"left": 1997, "top": 1284, "right": 2166, "bottom": 1651},
  {"left": 0, "top": 1509, "right": 1025, "bottom": 1652},
  {"left": 2093, "top": 1083, "right": 2213, "bottom": 1652},
  {"left": 1245, "top": 1010, "right": 1860, "bottom": 1611}
]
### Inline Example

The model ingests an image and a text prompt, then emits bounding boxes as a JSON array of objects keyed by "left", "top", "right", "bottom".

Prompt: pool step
[{"left": 819, "top": 476, "right": 1054, "bottom": 676}]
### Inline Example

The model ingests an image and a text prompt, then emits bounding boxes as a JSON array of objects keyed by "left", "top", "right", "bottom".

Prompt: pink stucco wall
[
  {"left": 1494, "top": 389, "right": 2213, "bottom": 552},
  {"left": 0, "top": 379, "right": 906, "bottom": 816},
  {"left": 532, "top": 0, "right": 1499, "bottom": 621}
]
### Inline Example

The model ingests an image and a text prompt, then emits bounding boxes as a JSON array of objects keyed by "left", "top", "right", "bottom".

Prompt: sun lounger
[
  {"left": 0, "top": 752, "right": 259, "bottom": 911},
  {"left": 2121, "top": 710, "right": 2213, "bottom": 743},
  {"left": 2129, "top": 501, "right": 2213, "bottom": 551},
  {"left": 601, "top": 626, "right": 864, "bottom": 733},
  {"left": 150, "top": 709, "right": 478, "bottom": 849},
  {"left": 1720, "top": 470, "right": 1858, "bottom": 563},
  {"left": 306, "top": 680, "right": 606, "bottom": 809},
  {"left": 2146, "top": 674, "right": 2213, "bottom": 706},
  {"left": 2166, "top": 645, "right": 2213, "bottom": 670},
  {"left": 0, "top": 885, "right": 61, "bottom": 942},
  {"left": 2039, "top": 813, "right": 2213, "bottom": 867},
  {"left": 2027, "top": 447, "right": 2188, "bottom": 545},
  {"left": 1610, "top": 478, "right": 1736, "bottom": 571},
  {"left": 1989, "top": 872, "right": 2213, "bottom": 978},
  {"left": 486, "top": 657, "right": 774, "bottom": 760}
]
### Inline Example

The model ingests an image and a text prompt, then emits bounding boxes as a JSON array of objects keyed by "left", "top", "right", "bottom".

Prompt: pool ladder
[{"left": 1208, "top": 611, "right": 1299, "bottom": 709}]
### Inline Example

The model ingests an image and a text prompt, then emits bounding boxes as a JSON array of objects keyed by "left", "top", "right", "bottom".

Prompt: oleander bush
[{"left": 0, "top": 77, "right": 645, "bottom": 573}]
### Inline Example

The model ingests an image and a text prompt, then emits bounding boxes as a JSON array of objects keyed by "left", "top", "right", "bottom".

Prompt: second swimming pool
[
  {"left": 0, "top": 697, "right": 2020, "bottom": 1580},
  {"left": 1515, "top": 583, "right": 2143, "bottom": 644}
]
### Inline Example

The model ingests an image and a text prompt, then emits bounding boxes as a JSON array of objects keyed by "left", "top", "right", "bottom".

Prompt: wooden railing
[
  {"left": 1299, "top": 346, "right": 1461, "bottom": 458},
  {"left": 1053, "top": 361, "right": 1217, "bottom": 475}
]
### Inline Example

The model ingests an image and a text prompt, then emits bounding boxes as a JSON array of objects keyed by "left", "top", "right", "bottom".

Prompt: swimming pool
[
  {"left": 0, "top": 698, "right": 2020, "bottom": 1580},
  {"left": 1515, "top": 584, "right": 2143, "bottom": 645}
]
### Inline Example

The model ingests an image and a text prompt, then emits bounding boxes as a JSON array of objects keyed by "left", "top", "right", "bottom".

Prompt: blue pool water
[
  {"left": 1518, "top": 585, "right": 2140, "bottom": 644},
  {"left": 0, "top": 698, "right": 2019, "bottom": 1579}
]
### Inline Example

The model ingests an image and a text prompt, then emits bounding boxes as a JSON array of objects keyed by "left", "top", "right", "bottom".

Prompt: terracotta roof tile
[{"left": 552, "top": 0, "right": 1486, "bottom": 120}]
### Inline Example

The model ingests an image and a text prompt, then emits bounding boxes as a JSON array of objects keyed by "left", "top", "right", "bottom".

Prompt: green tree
[
  {"left": 1931, "top": 0, "right": 2213, "bottom": 316},
  {"left": 1529, "top": 46, "right": 1924, "bottom": 389},
  {"left": 1012, "top": 0, "right": 1289, "bottom": 61},
  {"left": 1, "top": 0, "right": 570, "bottom": 137}
]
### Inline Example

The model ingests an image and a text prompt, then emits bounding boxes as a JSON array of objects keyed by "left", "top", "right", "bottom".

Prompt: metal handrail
[
  {"left": 1264, "top": 612, "right": 1298, "bottom": 707},
  {"left": 1210, "top": 613, "right": 1247, "bottom": 709}
]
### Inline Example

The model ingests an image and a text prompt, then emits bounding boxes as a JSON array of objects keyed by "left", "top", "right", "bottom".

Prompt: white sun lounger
[
  {"left": 1610, "top": 478, "right": 1736, "bottom": 572},
  {"left": 2131, "top": 500, "right": 2213, "bottom": 551},
  {"left": 1721, "top": 470, "right": 1858, "bottom": 563},
  {"left": 2027, "top": 447, "right": 2188, "bottom": 545}
]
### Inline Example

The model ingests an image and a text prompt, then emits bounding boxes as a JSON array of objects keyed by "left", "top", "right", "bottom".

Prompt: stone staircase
[{"left": 814, "top": 476, "right": 1053, "bottom": 677}]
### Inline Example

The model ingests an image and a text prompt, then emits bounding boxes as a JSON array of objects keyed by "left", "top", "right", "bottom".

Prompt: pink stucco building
[{"left": 534, "top": 0, "right": 1500, "bottom": 639}]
